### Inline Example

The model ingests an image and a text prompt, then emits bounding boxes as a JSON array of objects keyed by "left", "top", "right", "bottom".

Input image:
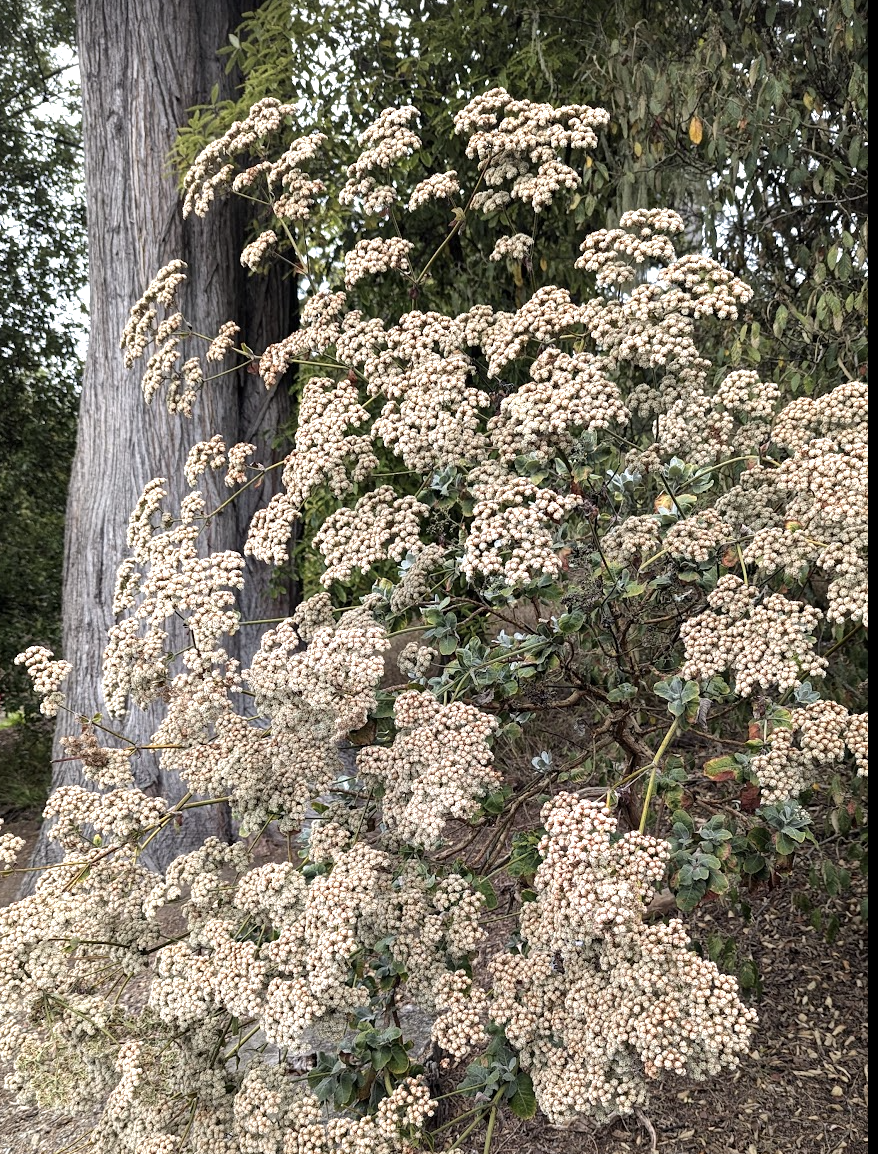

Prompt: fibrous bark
[{"left": 28, "top": 0, "right": 294, "bottom": 880}]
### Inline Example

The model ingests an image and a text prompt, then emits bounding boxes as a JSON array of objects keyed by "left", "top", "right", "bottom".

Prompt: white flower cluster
[
  {"left": 752, "top": 702, "right": 869, "bottom": 803},
  {"left": 341, "top": 106, "right": 421, "bottom": 214},
  {"left": 42, "top": 786, "right": 168, "bottom": 852},
  {"left": 454, "top": 88, "right": 608, "bottom": 213},
  {"left": 60, "top": 727, "right": 135, "bottom": 789},
  {"left": 743, "top": 429, "right": 867, "bottom": 627},
  {"left": 265, "top": 130, "right": 327, "bottom": 220},
  {"left": 603, "top": 514, "right": 662, "bottom": 569},
  {"left": 481, "top": 285, "right": 586, "bottom": 377},
  {"left": 344, "top": 237, "right": 414, "bottom": 288},
  {"left": 240, "top": 228, "right": 278, "bottom": 270},
  {"left": 0, "top": 817, "right": 25, "bottom": 869},
  {"left": 664, "top": 508, "right": 730, "bottom": 563},
  {"left": 489, "top": 793, "right": 756, "bottom": 1125},
  {"left": 489, "top": 232, "right": 534, "bottom": 262},
  {"left": 184, "top": 434, "right": 227, "bottom": 487},
  {"left": 281, "top": 376, "right": 378, "bottom": 510},
  {"left": 358, "top": 691, "right": 499, "bottom": 847},
  {"left": 489, "top": 346, "right": 628, "bottom": 461},
  {"left": 104, "top": 481, "right": 246, "bottom": 716},
  {"left": 233, "top": 1065, "right": 434, "bottom": 1154},
  {"left": 14, "top": 645, "right": 72, "bottom": 717},
  {"left": 119, "top": 260, "right": 208, "bottom": 414},
  {"left": 431, "top": 969, "right": 491, "bottom": 1059},
  {"left": 396, "top": 640, "right": 436, "bottom": 681},
  {"left": 258, "top": 290, "right": 348, "bottom": 389},
  {"left": 680, "top": 575, "right": 827, "bottom": 696},
  {"left": 246, "top": 605, "right": 388, "bottom": 738},
  {"left": 407, "top": 170, "right": 459, "bottom": 211},
  {"left": 389, "top": 544, "right": 446, "bottom": 612},
  {"left": 313, "top": 486, "right": 427, "bottom": 585},
  {"left": 462, "top": 462, "right": 580, "bottom": 585},
  {"left": 182, "top": 96, "right": 297, "bottom": 218},
  {"left": 206, "top": 319, "right": 240, "bottom": 362},
  {"left": 576, "top": 208, "right": 684, "bottom": 285}
]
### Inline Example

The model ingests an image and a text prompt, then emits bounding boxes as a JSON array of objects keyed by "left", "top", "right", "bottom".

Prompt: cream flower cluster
[
  {"left": 258, "top": 290, "right": 347, "bottom": 388},
  {"left": 431, "top": 969, "right": 491, "bottom": 1059},
  {"left": 0, "top": 817, "right": 25, "bottom": 869},
  {"left": 454, "top": 88, "right": 608, "bottom": 213},
  {"left": 745, "top": 434, "right": 868, "bottom": 626},
  {"left": 490, "top": 232, "right": 534, "bottom": 262},
  {"left": 141, "top": 839, "right": 483, "bottom": 1080},
  {"left": 266, "top": 130, "right": 327, "bottom": 220},
  {"left": 42, "top": 786, "right": 168, "bottom": 852},
  {"left": 603, "top": 514, "right": 662, "bottom": 569},
  {"left": 489, "top": 346, "right": 628, "bottom": 461},
  {"left": 389, "top": 544, "right": 446, "bottom": 612},
  {"left": 61, "top": 728, "right": 135, "bottom": 789},
  {"left": 489, "top": 793, "right": 756, "bottom": 1125},
  {"left": 14, "top": 645, "right": 72, "bottom": 717},
  {"left": 576, "top": 208, "right": 684, "bottom": 285},
  {"left": 313, "top": 487, "right": 427, "bottom": 585},
  {"left": 104, "top": 483, "right": 246, "bottom": 716},
  {"left": 281, "top": 376, "right": 378, "bottom": 509},
  {"left": 664, "top": 508, "right": 730, "bottom": 563},
  {"left": 182, "top": 97, "right": 297, "bottom": 218},
  {"left": 231, "top": 1063, "right": 434, "bottom": 1154},
  {"left": 752, "top": 702, "right": 869, "bottom": 803},
  {"left": 462, "top": 462, "right": 580, "bottom": 585},
  {"left": 680, "top": 575, "right": 827, "bottom": 695},
  {"left": 119, "top": 260, "right": 209, "bottom": 414},
  {"left": 407, "top": 169, "right": 459, "bottom": 211},
  {"left": 372, "top": 350, "right": 489, "bottom": 470},
  {"left": 341, "top": 106, "right": 421, "bottom": 214},
  {"left": 205, "top": 319, "right": 240, "bottom": 362},
  {"left": 358, "top": 691, "right": 499, "bottom": 847},
  {"left": 240, "top": 228, "right": 278, "bottom": 270},
  {"left": 344, "top": 237, "right": 414, "bottom": 288},
  {"left": 120, "top": 259, "right": 187, "bottom": 365},
  {"left": 246, "top": 604, "right": 388, "bottom": 738},
  {"left": 481, "top": 285, "right": 587, "bottom": 377},
  {"left": 396, "top": 641, "right": 436, "bottom": 681},
  {"left": 184, "top": 434, "right": 227, "bottom": 487}
]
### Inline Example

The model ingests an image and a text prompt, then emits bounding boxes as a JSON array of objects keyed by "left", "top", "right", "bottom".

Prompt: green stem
[
  {"left": 483, "top": 1103, "right": 498, "bottom": 1154},
  {"left": 638, "top": 717, "right": 681, "bottom": 834}
]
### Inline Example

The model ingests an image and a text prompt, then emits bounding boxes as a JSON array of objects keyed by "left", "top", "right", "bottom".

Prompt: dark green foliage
[
  {"left": 173, "top": 0, "right": 867, "bottom": 395},
  {"left": 0, "top": 0, "right": 83, "bottom": 800}
]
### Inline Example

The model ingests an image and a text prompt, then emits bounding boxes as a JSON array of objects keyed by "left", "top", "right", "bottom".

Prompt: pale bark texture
[{"left": 28, "top": 0, "right": 295, "bottom": 879}]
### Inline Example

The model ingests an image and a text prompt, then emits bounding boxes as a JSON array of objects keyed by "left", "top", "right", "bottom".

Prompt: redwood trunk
[{"left": 28, "top": 0, "right": 294, "bottom": 880}]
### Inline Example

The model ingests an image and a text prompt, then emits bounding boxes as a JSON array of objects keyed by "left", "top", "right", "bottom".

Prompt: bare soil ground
[{"left": 0, "top": 813, "right": 867, "bottom": 1154}]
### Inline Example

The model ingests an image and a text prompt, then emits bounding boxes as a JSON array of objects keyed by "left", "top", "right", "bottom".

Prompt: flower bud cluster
[
  {"left": 358, "top": 691, "right": 499, "bottom": 847},
  {"left": 313, "top": 487, "right": 428, "bottom": 586},
  {"left": 182, "top": 97, "right": 297, "bottom": 218},
  {"left": 681, "top": 575, "right": 827, "bottom": 695},
  {"left": 408, "top": 170, "right": 459, "bottom": 211},
  {"left": 752, "top": 702, "right": 869, "bottom": 803},
  {"left": 282, "top": 376, "right": 378, "bottom": 510},
  {"left": 14, "top": 645, "right": 72, "bottom": 717},
  {"left": 462, "top": 463, "right": 580, "bottom": 585},
  {"left": 341, "top": 106, "right": 421, "bottom": 214},
  {"left": 489, "top": 347, "right": 627, "bottom": 461},
  {"left": 454, "top": 88, "right": 608, "bottom": 213},
  {"left": 488, "top": 793, "right": 756, "bottom": 1125},
  {"left": 344, "top": 237, "right": 414, "bottom": 288},
  {"left": 490, "top": 232, "right": 534, "bottom": 262}
]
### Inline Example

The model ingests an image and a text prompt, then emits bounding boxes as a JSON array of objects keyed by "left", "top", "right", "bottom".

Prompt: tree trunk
[{"left": 27, "top": 0, "right": 294, "bottom": 881}]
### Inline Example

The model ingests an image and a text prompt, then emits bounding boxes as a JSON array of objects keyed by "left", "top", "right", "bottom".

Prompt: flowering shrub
[{"left": 3, "top": 90, "right": 868, "bottom": 1151}]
